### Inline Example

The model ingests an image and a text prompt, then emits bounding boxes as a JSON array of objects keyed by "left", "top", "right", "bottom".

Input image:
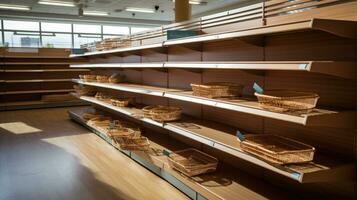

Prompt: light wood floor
[{"left": 0, "top": 107, "right": 188, "bottom": 200}]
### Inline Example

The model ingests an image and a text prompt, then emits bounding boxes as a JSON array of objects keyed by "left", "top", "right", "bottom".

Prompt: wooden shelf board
[
  {"left": 76, "top": 96, "right": 354, "bottom": 183},
  {"left": 70, "top": 62, "right": 164, "bottom": 68},
  {"left": 164, "top": 19, "right": 357, "bottom": 46},
  {"left": 4, "top": 79, "right": 72, "bottom": 83},
  {"left": 68, "top": 108, "right": 293, "bottom": 200},
  {"left": 0, "top": 100, "right": 87, "bottom": 111},
  {"left": 2, "top": 62, "right": 84, "bottom": 65},
  {"left": 73, "top": 79, "right": 182, "bottom": 97},
  {"left": 69, "top": 43, "right": 164, "bottom": 58},
  {"left": 70, "top": 61, "right": 357, "bottom": 79},
  {"left": 4, "top": 69, "right": 90, "bottom": 72},
  {"left": 3, "top": 89, "right": 75, "bottom": 95},
  {"left": 74, "top": 80, "right": 353, "bottom": 128}
]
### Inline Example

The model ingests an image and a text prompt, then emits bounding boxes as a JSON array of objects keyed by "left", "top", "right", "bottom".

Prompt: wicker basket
[
  {"left": 191, "top": 82, "right": 244, "bottom": 98},
  {"left": 255, "top": 90, "right": 319, "bottom": 112},
  {"left": 168, "top": 148, "right": 218, "bottom": 177},
  {"left": 107, "top": 127, "right": 141, "bottom": 139},
  {"left": 113, "top": 136, "right": 150, "bottom": 151},
  {"left": 143, "top": 105, "right": 182, "bottom": 122},
  {"left": 110, "top": 97, "right": 132, "bottom": 107},
  {"left": 81, "top": 75, "right": 97, "bottom": 82},
  {"left": 95, "top": 92, "right": 112, "bottom": 102},
  {"left": 96, "top": 75, "right": 109, "bottom": 83},
  {"left": 73, "top": 85, "right": 96, "bottom": 96},
  {"left": 82, "top": 112, "right": 102, "bottom": 121},
  {"left": 109, "top": 74, "right": 125, "bottom": 83},
  {"left": 240, "top": 134, "right": 315, "bottom": 164}
]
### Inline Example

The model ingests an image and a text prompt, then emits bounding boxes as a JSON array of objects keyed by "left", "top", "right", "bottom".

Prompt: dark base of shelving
[
  {"left": 0, "top": 101, "right": 89, "bottom": 111},
  {"left": 68, "top": 110, "right": 207, "bottom": 200}
]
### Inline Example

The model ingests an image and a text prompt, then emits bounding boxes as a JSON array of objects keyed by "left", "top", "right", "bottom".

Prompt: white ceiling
[{"left": 0, "top": 0, "right": 253, "bottom": 24}]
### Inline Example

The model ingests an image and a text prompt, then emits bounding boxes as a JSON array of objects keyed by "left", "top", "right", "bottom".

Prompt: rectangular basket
[
  {"left": 255, "top": 90, "right": 319, "bottom": 113},
  {"left": 168, "top": 148, "right": 218, "bottom": 177},
  {"left": 241, "top": 134, "right": 315, "bottom": 164},
  {"left": 80, "top": 75, "right": 97, "bottom": 82},
  {"left": 191, "top": 82, "right": 244, "bottom": 98},
  {"left": 96, "top": 75, "right": 109, "bottom": 83},
  {"left": 113, "top": 136, "right": 150, "bottom": 151},
  {"left": 142, "top": 105, "right": 181, "bottom": 122},
  {"left": 110, "top": 97, "right": 132, "bottom": 107}
]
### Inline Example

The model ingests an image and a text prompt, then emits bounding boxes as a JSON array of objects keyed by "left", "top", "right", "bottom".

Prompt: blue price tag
[
  {"left": 163, "top": 149, "right": 170, "bottom": 156},
  {"left": 298, "top": 64, "right": 308, "bottom": 70},
  {"left": 290, "top": 172, "right": 301, "bottom": 180},
  {"left": 236, "top": 130, "right": 245, "bottom": 142},
  {"left": 253, "top": 82, "right": 263, "bottom": 94}
]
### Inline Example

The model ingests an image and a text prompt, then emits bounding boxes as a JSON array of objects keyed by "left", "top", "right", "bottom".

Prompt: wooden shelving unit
[
  {"left": 69, "top": 1, "right": 357, "bottom": 199},
  {"left": 0, "top": 47, "right": 88, "bottom": 110}
]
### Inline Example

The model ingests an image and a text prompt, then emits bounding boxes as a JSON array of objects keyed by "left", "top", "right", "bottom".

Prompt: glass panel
[
  {"left": 131, "top": 27, "right": 153, "bottom": 34},
  {"left": 73, "top": 33, "right": 101, "bottom": 48},
  {"left": 4, "top": 31, "right": 40, "bottom": 47},
  {"left": 73, "top": 24, "right": 101, "bottom": 34},
  {"left": 103, "top": 35, "right": 121, "bottom": 39},
  {"left": 42, "top": 33, "right": 72, "bottom": 48},
  {"left": 103, "top": 25, "right": 129, "bottom": 35},
  {"left": 41, "top": 22, "right": 71, "bottom": 33},
  {"left": 0, "top": 32, "right": 3, "bottom": 46},
  {"left": 4, "top": 20, "right": 39, "bottom": 31}
]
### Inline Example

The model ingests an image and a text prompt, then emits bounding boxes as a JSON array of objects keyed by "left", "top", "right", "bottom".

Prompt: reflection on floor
[{"left": 0, "top": 107, "right": 188, "bottom": 200}]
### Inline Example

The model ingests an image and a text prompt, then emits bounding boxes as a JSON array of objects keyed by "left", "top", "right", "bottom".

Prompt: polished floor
[{"left": 0, "top": 107, "right": 188, "bottom": 200}]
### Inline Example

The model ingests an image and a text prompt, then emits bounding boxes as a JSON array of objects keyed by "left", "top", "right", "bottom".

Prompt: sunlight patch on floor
[{"left": 0, "top": 122, "right": 42, "bottom": 134}]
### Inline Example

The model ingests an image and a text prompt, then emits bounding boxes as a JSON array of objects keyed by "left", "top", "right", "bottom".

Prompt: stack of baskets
[
  {"left": 191, "top": 82, "right": 244, "bottom": 98},
  {"left": 107, "top": 120, "right": 150, "bottom": 151},
  {"left": 143, "top": 105, "right": 182, "bottom": 122},
  {"left": 167, "top": 148, "right": 218, "bottom": 177},
  {"left": 254, "top": 90, "right": 319, "bottom": 113},
  {"left": 96, "top": 38, "right": 132, "bottom": 51},
  {"left": 240, "top": 134, "right": 315, "bottom": 164}
]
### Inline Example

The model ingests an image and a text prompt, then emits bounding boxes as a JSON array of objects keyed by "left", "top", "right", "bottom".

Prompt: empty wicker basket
[
  {"left": 109, "top": 73, "right": 125, "bottom": 83},
  {"left": 240, "top": 134, "right": 315, "bottom": 164},
  {"left": 73, "top": 85, "right": 96, "bottom": 96},
  {"left": 96, "top": 75, "right": 109, "bottom": 83},
  {"left": 110, "top": 97, "right": 132, "bottom": 107},
  {"left": 255, "top": 90, "right": 319, "bottom": 112},
  {"left": 113, "top": 136, "right": 150, "bottom": 151},
  {"left": 107, "top": 127, "right": 141, "bottom": 139},
  {"left": 80, "top": 75, "right": 97, "bottom": 82},
  {"left": 143, "top": 105, "right": 182, "bottom": 122},
  {"left": 168, "top": 148, "right": 218, "bottom": 177},
  {"left": 95, "top": 92, "right": 112, "bottom": 102},
  {"left": 191, "top": 82, "right": 244, "bottom": 98}
]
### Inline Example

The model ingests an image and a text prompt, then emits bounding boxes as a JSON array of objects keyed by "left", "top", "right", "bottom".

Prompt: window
[
  {"left": 103, "top": 35, "right": 121, "bottom": 39},
  {"left": 4, "top": 31, "right": 40, "bottom": 47},
  {"left": 4, "top": 20, "right": 39, "bottom": 31},
  {"left": 73, "top": 24, "right": 101, "bottom": 34},
  {"left": 130, "top": 27, "right": 153, "bottom": 34},
  {"left": 41, "top": 22, "right": 71, "bottom": 33},
  {"left": 73, "top": 33, "right": 101, "bottom": 48},
  {"left": 42, "top": 33, "right": 72, "bottom": 48},
  {"left": 103, "top": 25, "right": 129, "bottom": 35}
]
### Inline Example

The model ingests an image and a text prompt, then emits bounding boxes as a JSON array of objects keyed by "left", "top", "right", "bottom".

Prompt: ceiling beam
[{"left": 0, "top": 10, "right": 171, "bottom": 26}]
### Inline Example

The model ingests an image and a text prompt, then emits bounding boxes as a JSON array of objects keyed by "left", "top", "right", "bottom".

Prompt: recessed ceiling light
[
  {"left": 83, "top": 11, "right": 109, "bottom": 16},
  {"left": 0, "top": 4, "right": 31, "bottom": 11},
  {"left": 38, "top": 0, "right": 75, "bottom": 7},
  {"left": 172, "top": 0, "right": 206, "bottom": 5},
  {"left": 125, "top": 7, "right": 155, "bottom": 13}
]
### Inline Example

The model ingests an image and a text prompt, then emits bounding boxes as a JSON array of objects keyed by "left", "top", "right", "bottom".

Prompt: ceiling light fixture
[
  {"left": 83, "top": 11, "right": 109, "bottom": 16},
  {"left": 125, "top": 7, "right": 155, "bottom": 13},
  {"left": 0, "top": 4, "right": 31, "bottom": 11},
  {"left": 38, "top": 0, "right": 75, "bottom": 7},
  {"left": 172, "top": 0, "right": 206, "bottom": 5}
]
